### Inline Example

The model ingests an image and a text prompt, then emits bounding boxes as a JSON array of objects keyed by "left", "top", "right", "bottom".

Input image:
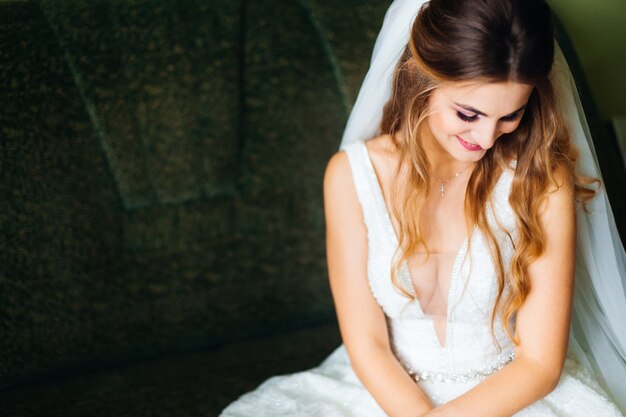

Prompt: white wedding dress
[{"left": 219, "top": 139, "right": 624, "bottom": 417}]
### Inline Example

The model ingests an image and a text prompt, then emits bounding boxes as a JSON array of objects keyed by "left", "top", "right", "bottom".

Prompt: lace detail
[{"left": 406, "top": 351, "right": 515, "bottom": 383}]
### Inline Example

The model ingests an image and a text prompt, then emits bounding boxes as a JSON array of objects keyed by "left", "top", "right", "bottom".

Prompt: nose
[{"left": 471, "top": 120, "right": 499, "bottom": 150}]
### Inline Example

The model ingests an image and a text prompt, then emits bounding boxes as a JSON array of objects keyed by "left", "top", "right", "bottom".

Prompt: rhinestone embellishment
[{"left": 408, "top": 351, "right": 515, "bottom": 383}]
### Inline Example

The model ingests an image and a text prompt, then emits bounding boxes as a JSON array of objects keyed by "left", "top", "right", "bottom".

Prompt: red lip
[{"left": 456, "top": 136, "right": 482, "bottom": 151}]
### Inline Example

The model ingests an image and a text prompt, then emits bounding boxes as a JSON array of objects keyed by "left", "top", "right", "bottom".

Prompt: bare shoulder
[
  {"left": 541, "top": 164, "right": 575, "bottom": 215},
  {"left": 365, "top": 134, "right": 399, "bottom": 161},
  {"left": 533, "top": 165, "right": 576, "bottom": 261},
  {"left": 549, "top": 163, "right": 575, "bottom": 191},
  {"left": 323, "top": 148, "right": 360, "bottom": 220},
  {"left": 324, "top": 134, "right": 400, "bottom": 198},
  {"left": 323, "top": 148, "right": 352, "bottom": 193},
  {"left": 323, "top": 147, "right": 367, "bottom": 276}
]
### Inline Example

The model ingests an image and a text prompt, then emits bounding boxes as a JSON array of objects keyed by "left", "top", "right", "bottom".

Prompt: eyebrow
[{"left": 454, "top": 102, "right": 528, "bottom": 118}]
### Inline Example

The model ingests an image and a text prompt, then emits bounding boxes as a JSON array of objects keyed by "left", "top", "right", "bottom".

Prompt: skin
[
  {"left": 324, "top": 80, "right": 576, "bottom": 417},
  {"left": 424, "top": 80, "right": 533, "bottom": 170}
]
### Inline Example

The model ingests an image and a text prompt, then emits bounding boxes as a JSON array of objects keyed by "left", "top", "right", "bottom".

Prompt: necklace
[{"left": 432, "top": 165, "right": 472, "bottom": 197}]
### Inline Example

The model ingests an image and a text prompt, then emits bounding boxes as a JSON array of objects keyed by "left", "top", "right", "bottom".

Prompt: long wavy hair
[{"left": 383, "top": 0, "right": 598, "bottom": 343}]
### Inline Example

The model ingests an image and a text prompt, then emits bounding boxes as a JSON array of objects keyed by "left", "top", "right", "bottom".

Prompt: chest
[{"left": 366, "top": 170, "right": 518, "bottom": 321}]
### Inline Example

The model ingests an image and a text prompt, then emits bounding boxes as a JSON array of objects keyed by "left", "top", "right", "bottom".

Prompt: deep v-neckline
[{"left": 359, "top": 140, "right": 471, "bottom": 349}]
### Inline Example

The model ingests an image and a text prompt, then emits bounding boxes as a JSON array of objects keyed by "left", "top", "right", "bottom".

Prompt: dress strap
[
  {"left": 342, "top": 141, "right": 391, "bottom": 238},
  {"left": 343, "top": 140, "right": 405, "bottom": 312}
]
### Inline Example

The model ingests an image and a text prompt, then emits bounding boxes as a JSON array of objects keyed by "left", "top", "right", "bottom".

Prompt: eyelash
[
  {"left": 456, "top": 111, "right": 522, "bottom": 123},
  {"left": 456, "top": 112, "right": 478, "bottom": 122}
]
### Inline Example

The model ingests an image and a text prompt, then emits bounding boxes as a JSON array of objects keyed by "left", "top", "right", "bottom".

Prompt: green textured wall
[
  {"left": 0, "top": 0, "right": 389, "bottom": 389},
  {"left": 548, "top": 0, "right": 626, "bottom": 118}
]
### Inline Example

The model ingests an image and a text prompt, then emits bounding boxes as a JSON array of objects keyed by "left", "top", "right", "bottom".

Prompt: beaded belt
[{"left": 407, "top": 351, "right": 515, "bottom": 383}]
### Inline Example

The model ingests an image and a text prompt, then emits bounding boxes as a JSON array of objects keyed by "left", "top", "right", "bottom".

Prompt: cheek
[
  {"left": 427, "top": 111, "right": 470, "bottom": 143},
  {"left": 500, "top": 121, "right": 522, "bottom": 134},
  {"left": 448, "top": 115, "right": 471, "bottom": 134},
  {"left": 431, "top": 112, "right": 467, "bottom": 136}
]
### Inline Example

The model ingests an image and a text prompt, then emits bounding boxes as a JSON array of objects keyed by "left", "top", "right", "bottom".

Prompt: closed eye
[
  {"left": 501, "top": 111, "right": 523, "bottom": 122},
  {"left": 457, "top": 111, "right": 478, "bottom": 123},
  {"left": 456, "top": 110, "right": 523, "bottom": 123}
]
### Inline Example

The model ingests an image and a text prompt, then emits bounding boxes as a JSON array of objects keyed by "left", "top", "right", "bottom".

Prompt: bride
[{"left": 220, "top": 0, "right": 626, "bottom": 415}]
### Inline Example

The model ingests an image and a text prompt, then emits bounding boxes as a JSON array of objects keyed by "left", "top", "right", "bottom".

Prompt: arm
[
  {"left": 324, "top": 151, "right": 434, "bottom": 417},
  {"left": 428, "top": 167, "right": 577, "bottom": 417}
]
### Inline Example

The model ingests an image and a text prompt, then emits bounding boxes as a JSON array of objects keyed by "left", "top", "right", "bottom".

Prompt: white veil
[{"left": 339, "top": 0, "right": 626, "bottom": 411}]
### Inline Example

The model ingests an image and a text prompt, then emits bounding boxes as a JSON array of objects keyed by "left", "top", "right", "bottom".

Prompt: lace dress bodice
[{"left": 345, "top": 140, "right": 518, "bottom": 402}]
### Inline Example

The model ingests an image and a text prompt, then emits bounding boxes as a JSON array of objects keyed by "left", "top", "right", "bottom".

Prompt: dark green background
[{"left": 0, "top": 0, "right": 389, "bottom": 414}]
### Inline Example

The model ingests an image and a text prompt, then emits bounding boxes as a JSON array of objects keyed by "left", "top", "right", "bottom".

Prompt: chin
[{"left": 451, "top": 147, "right": 486, "bottom": 162}]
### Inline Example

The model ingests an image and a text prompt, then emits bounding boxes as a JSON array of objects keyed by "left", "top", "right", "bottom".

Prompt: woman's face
[{"left": 425, "top": 81, "right": 534, "bottom": 163}]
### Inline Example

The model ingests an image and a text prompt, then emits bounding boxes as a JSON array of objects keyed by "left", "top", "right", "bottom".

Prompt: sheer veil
[{"left": 339, "top": 0, "right": 626, "bottom": 411}]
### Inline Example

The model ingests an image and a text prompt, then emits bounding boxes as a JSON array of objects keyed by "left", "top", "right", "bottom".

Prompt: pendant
[{"left": 434, "top": 164, "right": 472, "bottom": 197}]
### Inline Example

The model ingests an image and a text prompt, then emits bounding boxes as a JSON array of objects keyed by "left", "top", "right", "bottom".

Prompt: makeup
[{"left": 456, "top": 135, "right": 482, "bottom": 151}]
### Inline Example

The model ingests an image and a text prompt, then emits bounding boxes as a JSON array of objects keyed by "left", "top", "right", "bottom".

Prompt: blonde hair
[{"left": 381, "top": 1, "right": 598, "bottom": 343}]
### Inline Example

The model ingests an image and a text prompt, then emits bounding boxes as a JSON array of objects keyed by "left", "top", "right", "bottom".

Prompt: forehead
[{"left": 435, "top": 80, "right": 533, "bottom": 115}]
